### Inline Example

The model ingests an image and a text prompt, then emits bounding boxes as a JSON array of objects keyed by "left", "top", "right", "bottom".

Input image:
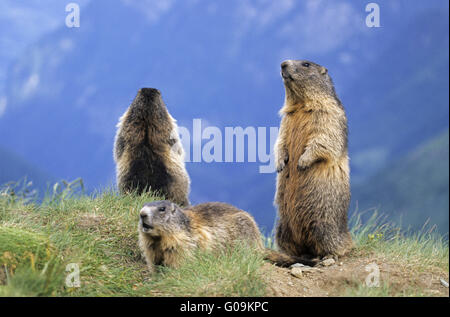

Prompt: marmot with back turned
[
  {"left": 114, "top": 88, "right": 190, "bottom": 206},
  {"left": 138, "top": 200, "right": 318, "bottom": 272},
  {"left": 274, "top": 60, "right": 353, "bottom": 260}
]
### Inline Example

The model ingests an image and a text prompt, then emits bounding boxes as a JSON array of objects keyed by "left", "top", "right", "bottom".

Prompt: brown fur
[
  {"left": 138, "top": 200, "right": 318, "bottom": 272},
  {"left": 274, "top": 60, "right": 353, "bottom": 259},
  {"left": 114, "top": 88, "right": 190, "bottom": 206}
]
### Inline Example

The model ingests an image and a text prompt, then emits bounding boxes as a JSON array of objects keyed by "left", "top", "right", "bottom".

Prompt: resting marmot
[
  {"left": 274, "top": 60, "right": 353, "bottom": 259},
  {"left": 138, "top": 200, "right": 318, "bottom": 272},
  {"left": 114, "top": 88, "right": 190, "bottom": 206}
]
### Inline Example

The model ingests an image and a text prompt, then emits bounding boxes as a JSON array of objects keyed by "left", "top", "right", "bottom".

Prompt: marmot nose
[
  {"left": 138, "top": 88, "right": 161, "bottom": 98},
  {"left": 281, "top": 61, "right": 291, "bottom": 69},
  {"left": 140, "top": 209, "right": 148, "bottom": 218}
]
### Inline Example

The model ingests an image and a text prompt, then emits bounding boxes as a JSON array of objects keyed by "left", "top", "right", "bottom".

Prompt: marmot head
[
  {"left": 280, "top": 60, "right": 336, "bottom": 106},
  {"left": 134, "top": 88, "right": 162, "bottom": 107},
  {"left": 139, "top": 200, "right": 190, "bottom": 237},
  {"left": 128, "top": 88, "right": 170, "bottom": 123},
  {"left": 118, "top": 87, "right": 174, "bottom": 142}
]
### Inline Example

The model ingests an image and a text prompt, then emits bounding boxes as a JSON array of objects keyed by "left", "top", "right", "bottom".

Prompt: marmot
[
  {"left": 274, "top": 60, "right": 353, "bottom": 259},
  {"left": 114, "top": 88, "right": 190, "bottom": 206},
  {"left": 138, "top": 200, "right": 318, "bottom": 272}
]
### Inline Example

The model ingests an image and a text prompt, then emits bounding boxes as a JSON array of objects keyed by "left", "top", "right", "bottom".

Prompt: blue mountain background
[{"left": 0, "top": 0, "right": 448, "bottom": 233}]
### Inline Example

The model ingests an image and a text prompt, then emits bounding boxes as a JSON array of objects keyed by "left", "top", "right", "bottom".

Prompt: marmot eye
[
  {"left": 302, "top": 62, "right": 310, "bottom": 68},
  {"left": 159, "top": 207, "right": 166, "bottom": 212}
]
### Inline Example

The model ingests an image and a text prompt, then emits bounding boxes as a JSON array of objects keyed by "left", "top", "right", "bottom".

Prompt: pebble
[
  {"left": 290, "top": 267, "right": 303, "bottom": 278},
  {"left": 440, "top": 278, "right": 449, "bottom": 288},
  {"left": 290, "top": 263, "right": 322, "bottom": 274},
  {"left": 321, "top": 258, "right": 336, "bottom": 266},
  {"left": 290, "top": 263, "right": 309, "bottom": 269}
]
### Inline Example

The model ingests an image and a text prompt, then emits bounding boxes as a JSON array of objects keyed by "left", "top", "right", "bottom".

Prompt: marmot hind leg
[
  {"left": 275, "top": 221, "right": 314, "bottom": 259},
  {"left": 308, "top": 221, "right": 351, "bottom": 258}
]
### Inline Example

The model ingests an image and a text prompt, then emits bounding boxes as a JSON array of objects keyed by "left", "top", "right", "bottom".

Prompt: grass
[
  {"left": 344, "top": 210, "right": 449, "bottom": 296},
  {"left": 350, "top": 210, "right": 449, "bottom": 272},
  {"left": 0, "top": 180, "right": 267, "bottom": 297},
  {"left": 149, "top": 243, "right": 266, "bottom": 297},
  {"left": 0, "top": 180, "right": 448, "bottom": 297}
]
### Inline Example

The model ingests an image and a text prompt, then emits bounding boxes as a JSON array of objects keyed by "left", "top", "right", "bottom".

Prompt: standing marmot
[
  {"left": 114, "top": 88, "right": 190, "bottom": 206},
  {"left": 274, "top": 60, "right": 353, "bottom": 259},
  {"left": 138, "top": 200, "right": 318, "bottom": 272}
]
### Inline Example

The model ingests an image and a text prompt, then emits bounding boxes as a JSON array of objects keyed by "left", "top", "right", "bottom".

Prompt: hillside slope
[
  {"left": 346, "top": 10, "right": 449, "bottom": 181},
  {"left": 0, "top": 146, "right": 53, "bottom": 194},
  {"left": 352, "top": 129, "right": 449, "bottom": 233}
]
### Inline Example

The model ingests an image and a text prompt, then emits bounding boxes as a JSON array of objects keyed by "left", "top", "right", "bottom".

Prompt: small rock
[
  {"left": 290, "top": 267, "right": 303, "bottom": 278},
  {"left": 339, "top": 262, "right": 343, "bottom": 266},
  {"left": 290, "top": 262, "right": 322, "bottom": 273},
  {"left": 287, "top": 281, "right": 294, "bottom": 286},
  {"left": 290, "top": 263, "right": 309, "bottom": 269},
  {"left": 321, "top": 258, "right": 336, "bottom": 267},
  {"left": 440, "top": 278, "right": 449, "bottom": 288}
]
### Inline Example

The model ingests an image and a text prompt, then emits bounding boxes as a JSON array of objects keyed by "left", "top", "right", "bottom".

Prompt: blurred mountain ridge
[{"left": 0, "top": 0, "right": 448, "bottom": 232}]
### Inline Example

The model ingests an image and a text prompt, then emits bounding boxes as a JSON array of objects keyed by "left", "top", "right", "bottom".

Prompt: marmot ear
[{"left": 320, "top": 67, "right": 328, "bottom": 75}]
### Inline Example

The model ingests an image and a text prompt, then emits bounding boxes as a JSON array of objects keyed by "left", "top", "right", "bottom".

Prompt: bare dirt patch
[
  {"left": 264, "top": 253, "right": 449, "bottom": 297},
  {"left": 77, "top": 213, "right": 107, "bottom": 230}
]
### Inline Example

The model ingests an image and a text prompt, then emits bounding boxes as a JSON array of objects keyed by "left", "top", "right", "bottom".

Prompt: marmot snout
[{"left": 139, "top": 200, "right": 190, "bottom": 237}]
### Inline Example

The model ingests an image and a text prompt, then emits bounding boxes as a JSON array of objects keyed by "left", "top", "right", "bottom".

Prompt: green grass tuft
[
  {"left": 0, "top": 227, "right": 53, "bottom": 268},
  {"left": 0, "top": 258, "right": 64, "bottom": 297},
  {"left": 350, "top": 210, "right": 449, "bottom": 272},
  {"left": 149, "top": 243, "right": 266, "bottom": 297}
]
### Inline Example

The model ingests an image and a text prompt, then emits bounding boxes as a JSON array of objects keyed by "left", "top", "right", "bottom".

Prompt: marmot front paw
[
  {"left": 298, "top": 155, "right": 313, "bottom": 171},
  {"left": 276, "top": 154, "right": 289, "bottom": 173}
]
